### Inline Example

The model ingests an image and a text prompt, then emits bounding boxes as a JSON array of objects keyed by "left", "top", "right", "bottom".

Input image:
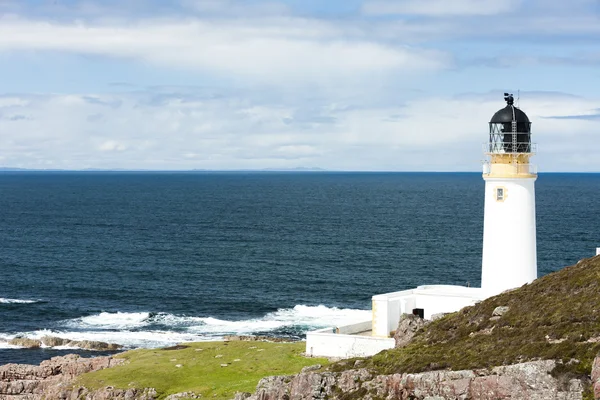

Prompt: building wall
[
  {"left": 306, "top": 327, "right": 395, "bottom": 358},
  {"left": 372, "top": 287, "right": 485, "bottom": 337}
]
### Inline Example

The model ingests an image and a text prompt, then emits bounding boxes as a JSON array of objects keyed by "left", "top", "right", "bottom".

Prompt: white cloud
[
  {"left": 99, "top": 140, "right": 127, "bottom": 152},
  {"left": 0, "top": 90, "right": 599, "bottom": 171},
  {"left": 0, "top": 16, "right": 449, "bottom": 83},
  {"left": 0, "top": 97, "right": 30, "bottom": 108},
  {"left": 362, "top": 0, "right": 522, "bottom": 16}
]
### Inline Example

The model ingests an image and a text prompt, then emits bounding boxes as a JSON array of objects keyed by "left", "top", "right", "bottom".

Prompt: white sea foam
[
  {"left": 9, "top": 330, "right": 213, "bottom": 349},
  {"left": 3, "top": 305, "right": 371, "bottom": 350},
  {"left": 66, "top": 312, "right": 151, "bottom": 330},
  {"left": 0, "top": 298, "right": 38, "bottom": 304},
  {"left": 186, "top": 305, "right": 372, "bottom": 334},
  {"left": 0, "top": 342, "right": 22, "bottom": 349}
]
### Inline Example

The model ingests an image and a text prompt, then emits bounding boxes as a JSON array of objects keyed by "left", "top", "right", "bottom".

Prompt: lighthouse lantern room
[{"left": 481, "top": 93, "right": 538, "bottom": 295}]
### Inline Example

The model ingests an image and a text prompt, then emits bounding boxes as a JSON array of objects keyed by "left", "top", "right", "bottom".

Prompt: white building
[{"left": 306, "top": 94, "right": 539, "bottom": 359}]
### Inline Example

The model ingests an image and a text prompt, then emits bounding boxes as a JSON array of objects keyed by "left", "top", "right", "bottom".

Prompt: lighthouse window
[{"left": 496, "top": 187, "right": 505, "bottom": 201}]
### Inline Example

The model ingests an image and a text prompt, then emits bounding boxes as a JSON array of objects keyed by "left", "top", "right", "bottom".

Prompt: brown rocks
[
  {"left": 0, "top": 354, "right": 129, "bottom": 399},
  {"left": 6, "top": 336, "right": 122, "bottom": 351},
  {"left": 393, "top": 313, "right": 428, "bottom": 348},
  {"left": 242, "top": 360, "right": 586, "bottom": 400},
  {"left": 592, "top": 353, "right": 600, "bottom": 399},
  {"left": 40, "top": 336, "right": 71, "bottom": 347},
  {"left": 300, "top": 364, "right": 321, "bottom": 373},
  {"left": 7, "top": 338, "right": 41, "bottom": 349},
  {"left": 74, "top": 340, "right": 122, "bottom": 351}
]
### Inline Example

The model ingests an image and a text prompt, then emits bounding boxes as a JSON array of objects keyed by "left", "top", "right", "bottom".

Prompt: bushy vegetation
[
  {"left": 76, "top": 341, "right": 328, "bottom": 400},
  {"left": 366, "top": 255, "right": 600, "bottom": 378}
]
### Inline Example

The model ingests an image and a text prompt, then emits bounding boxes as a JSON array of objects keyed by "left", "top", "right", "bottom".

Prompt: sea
[{"left": 1, "top": 172, "right": 599, "bottom": 365}]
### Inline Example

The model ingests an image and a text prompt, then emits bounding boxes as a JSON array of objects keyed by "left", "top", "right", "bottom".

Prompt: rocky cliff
[
  {"left": 238, "top": 359, "right": 594, "bottom": 400},
  {"left": 0, "top": 354, "right": 158, "bottom": 400},
  {"left": 3, "top": 355, "right": 600, "bottom": 400}
]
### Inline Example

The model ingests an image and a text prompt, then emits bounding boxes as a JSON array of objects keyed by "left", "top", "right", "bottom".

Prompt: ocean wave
[
  {"left": 65, "top": 312, "right": 152, "bottom": 330},
  {"left": 2, "top": 330, "right": 213, "bottom": 350},
  {"left": 62, "top": 305, "right": 370, "bottom": 332},
  {"left": 4, "top": 305, "right": 371, "bottom": 350},
  {"left": 0, "top": 298, "right": 38, "bottom": 304},
  {"left": 0, "top": 341, "right": 23, "bottom": 349}
]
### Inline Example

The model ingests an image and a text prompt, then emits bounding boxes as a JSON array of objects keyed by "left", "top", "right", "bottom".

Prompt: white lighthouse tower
[{"left": 481, "top": 93, "right": 537, "bottom": 295}]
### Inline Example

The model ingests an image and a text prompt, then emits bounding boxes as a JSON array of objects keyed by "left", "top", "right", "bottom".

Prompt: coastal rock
[
  {"left": 7, "top": 338, "right": 41, "bottom": 349},
  {"left": 393, "top": 313, "right": 428, "bottom": 348},
  {"left": 492, "top": 306, "right": 510, "bottom": 317},
  {"left": 592, "top": 353, "right": 600, "bottom": 399},
  {"left": 69, "top": 340, "right": 122, "bottom": 351},
  {"left": 7, "top": 335, "right": 122, "bottom": 351},
  {"left": 300, "top": 364, "right": 321, "bottom": 373},
  {"left": 40, "top": 336, "right": 71, "bottom": 347},
  {"left": 0, "top": 354, "right": 127, "bottom": 399},
  {"left": 243, "top": 360, "right": 586, "bottom": 400}
]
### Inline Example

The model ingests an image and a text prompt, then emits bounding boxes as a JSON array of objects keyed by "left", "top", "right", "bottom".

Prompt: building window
[{"left": 496, "top": 187, "right": 505, "bottom": 201}]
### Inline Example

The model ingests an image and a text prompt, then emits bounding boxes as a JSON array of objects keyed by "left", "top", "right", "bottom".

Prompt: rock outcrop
[
  {"left": 0, "top": 354, "right": 136, "bottom": 399},
  {"left": 393, "top": 313, "right": 428, "bottom": 348},
  {"left": 240, "top": 358, "right": 594, "bottom": 400},
  {"left": 6, "top": 336, "right": 122, "bottom": 351}
]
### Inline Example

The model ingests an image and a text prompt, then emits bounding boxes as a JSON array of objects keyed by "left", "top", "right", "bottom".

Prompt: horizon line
[{"left": 1, "top": 168, "right": 599, "bottom": 174}]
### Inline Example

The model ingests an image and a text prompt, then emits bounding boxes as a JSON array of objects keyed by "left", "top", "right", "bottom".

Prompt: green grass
[
  {"left": 76, "top": 341, "right": 328, "bottom": 399},
  {"left": 362, "top": 255, "right": 600, "bottom": 380}
]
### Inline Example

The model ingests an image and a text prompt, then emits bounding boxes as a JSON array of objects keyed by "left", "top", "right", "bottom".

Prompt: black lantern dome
[{"left": 488, "top": 93, "right": 532, "bottom": 154}]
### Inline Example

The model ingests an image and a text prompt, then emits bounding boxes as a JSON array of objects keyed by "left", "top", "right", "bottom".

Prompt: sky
[{"left": 0, "top": 0, "right": 599, "bottom": 171}]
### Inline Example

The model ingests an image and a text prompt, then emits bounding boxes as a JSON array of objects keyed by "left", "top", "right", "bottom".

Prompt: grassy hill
[{"left": 366, "top": 255, "right": 600, "bottom": 378}]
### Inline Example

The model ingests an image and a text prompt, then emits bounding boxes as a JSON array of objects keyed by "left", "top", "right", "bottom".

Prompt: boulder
[
  {"left": 67, "top": 340, "right": 122, "bottom": 351},
  {"left": 301, "top": 364, "right": 322, "bottom": 373},
  {"left": 393, "top": 313, "right": 428, "bottom": 348},
  {"left": 40, "top": 336, "right": 70, "bottom": 347},
  {"left": 8, "top": 338, "right": 41, "bottom": 348},
  {"left": 492, "top": 306, "right": 510, "bottom": 317}
]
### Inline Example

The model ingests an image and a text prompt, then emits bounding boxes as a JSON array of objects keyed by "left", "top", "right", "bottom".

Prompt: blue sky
[{"left": 0, "top": 0, "right": 599, "bottom": 171}]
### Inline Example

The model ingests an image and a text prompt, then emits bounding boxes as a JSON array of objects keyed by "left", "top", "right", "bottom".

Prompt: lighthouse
[
  {"left": 306, "top": 93, "right": 541, "bottom": 358},
  {"left": 481, "top": 93, "right": 537, "bottom": 295}
]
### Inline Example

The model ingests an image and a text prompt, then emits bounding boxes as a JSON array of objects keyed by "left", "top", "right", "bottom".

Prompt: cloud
[
  {"left": 0, "top": 16, "right": 449, "bottom": 83},
  {"left": 7, "top": 114, "right": 29, "bottom": 121},
  {"left": 543, "top": 111, "right": 600, "bottom": 121},
  {"left": 99, "top": 140, "right": 127, "bottom": 152},
  {"left": 1, "top": 89, "right": 599, "bottom": 171},
  {"left": 362, "top": 0, "right": 522, "bottom": 16}
]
